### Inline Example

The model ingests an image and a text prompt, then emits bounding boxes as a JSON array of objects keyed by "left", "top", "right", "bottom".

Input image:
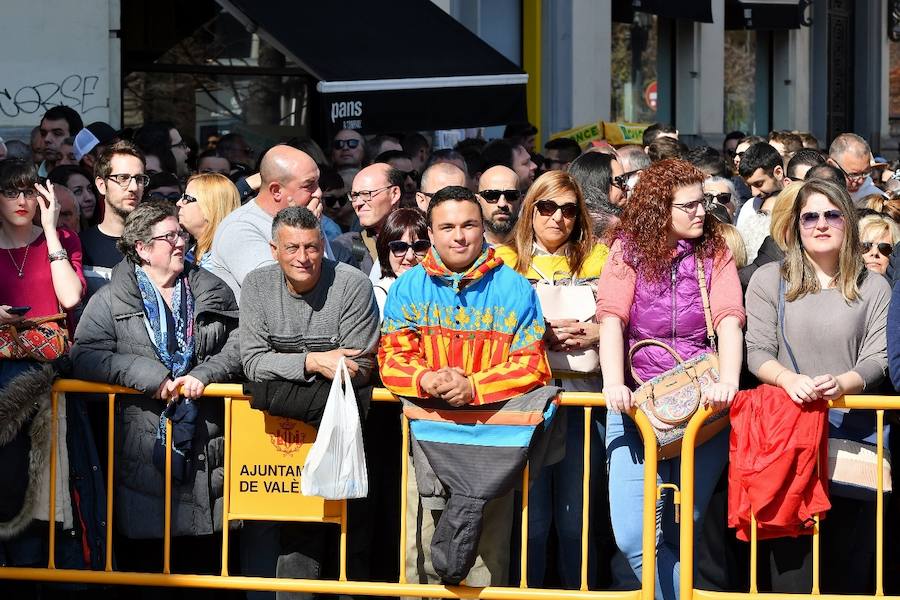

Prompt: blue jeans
[
  {"left": 606, "top": 410, "right": 728, "bottom": 600},
  {"left": 526, "top": 405, "right": 606, "bottom": 588}
]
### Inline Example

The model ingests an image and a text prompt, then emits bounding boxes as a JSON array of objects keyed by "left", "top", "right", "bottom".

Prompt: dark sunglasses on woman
[
  {"left": 333, "top": 139, "right": 360, "bottom": 150},
  {"left": 861, "top": 241, "right": 893, "bottom": 257},
  {"left": 388, "top": 240, "right": 430, "bottom": 256},
  {"left": 535, "top": 199, "right": 578, "bottom": 219},
  {"left": 324, "top": 194, "right": 349, "bottom": 208}
]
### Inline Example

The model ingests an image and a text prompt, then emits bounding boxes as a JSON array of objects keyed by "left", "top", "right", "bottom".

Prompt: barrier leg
[
  {"left": 164, "top": 417, "right": 173, "bottom": 574},
  {"left": 580, "top": 406, "right": 591, "bottom": 592},
  {"left": 876, "top": 409, "right": 885, "bottom": 596},
  {"left": 105, "top": 393, "right": 115, "bottom": 572},
  {"left": 520, "top": 462, "right": 530, "bottom": 589},
  {"left": 221, "top": 397, "right": 232, "bottom": 576},
  {"left": 48, "top": 391, "right": 59, "bottom": 569},
  {"left": 339, "top": 499, "right": 348, "bottom": 581},
  {"left": 398, "top": 414, "right": 409, "bottom": 585}
]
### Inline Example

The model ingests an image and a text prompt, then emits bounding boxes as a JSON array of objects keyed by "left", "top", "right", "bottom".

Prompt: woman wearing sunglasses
[
  {"left": 494, "top": 170, "right": 609, "bottom": 588},
  {"left": 745, "top": 178, "right": 890, "bottom": 593},
  {"left": 596, "top": 159, "right": 745, "bottom": 600},
  {"left": 71, "top": 199, "right": 241, "bottom": 575},
  {"left": 176, "top": 172, "right": 240, "bottom": 268},
  {"left": 857, "top": 213, "right": 899, "bottom": 275},
  {"left": 372, "top": 208, "right": 430, "bottom": 319}
]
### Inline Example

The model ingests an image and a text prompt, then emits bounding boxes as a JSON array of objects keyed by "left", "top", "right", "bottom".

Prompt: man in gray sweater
[{"left": 239, "top": 205, "right": 380, "bottom": 598}]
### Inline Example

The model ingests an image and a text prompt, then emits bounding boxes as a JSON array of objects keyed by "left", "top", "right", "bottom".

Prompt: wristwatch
[{"left": 48, "top": 249, "right": 69, "bottom": 263}]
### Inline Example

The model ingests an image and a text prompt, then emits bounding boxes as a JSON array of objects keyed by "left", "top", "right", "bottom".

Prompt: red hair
[{"left": 611, "top": 159, "right": 725, "bottom": 283}]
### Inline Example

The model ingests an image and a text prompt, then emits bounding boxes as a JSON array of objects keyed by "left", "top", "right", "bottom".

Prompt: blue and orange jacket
[{"left": 378, "top": 245, "right": 551, "bottom": 406}]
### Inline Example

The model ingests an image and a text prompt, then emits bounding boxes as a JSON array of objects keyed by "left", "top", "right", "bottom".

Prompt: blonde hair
[
  {"left": 716, "top": 222, "right": 747, "bottom": 269},
  {"left": 859, "top": 214, "right": 900, "bottom": 246},
  {"left": 768, "top": 181, "right": 806, "bottom": 251},
  {"left": 512, "top": 170, "right": 593, "bottom": 276},
  {"left": 185, "top": 173, "right": 240, "bottom": 264},
  {"left": 771, "top": 179, "right": 863, "bottom": 303}
]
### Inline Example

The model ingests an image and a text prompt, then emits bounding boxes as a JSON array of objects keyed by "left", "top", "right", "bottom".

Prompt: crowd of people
[{"left": 2, "top": 106, "right": 900, "bottom": 600}]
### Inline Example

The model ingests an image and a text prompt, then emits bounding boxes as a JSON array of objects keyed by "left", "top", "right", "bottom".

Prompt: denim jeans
[
  {"left": 526, "top": 405, "right": 606, "bottom": 588},
  {"left": 606, "top": 410, "right": 728, "bottom": 600}
]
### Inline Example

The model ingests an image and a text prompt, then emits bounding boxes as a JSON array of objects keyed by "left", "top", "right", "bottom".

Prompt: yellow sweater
[{"left": 493, "top": 242, "right": 609, "bottom": 283}]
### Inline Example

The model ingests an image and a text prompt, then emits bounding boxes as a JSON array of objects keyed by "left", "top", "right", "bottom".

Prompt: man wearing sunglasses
[
  {"left": 477, "top": 166, "right": 522, "bottom": 247},
  {"left": 330, "top": 129, "right": 366, "bottom": 169},
  {"left": 417, "top": 162, "right": 466, "bottom": 212},
  {"left": 827, "top": 133, "right": 886, "bottom": 203}
]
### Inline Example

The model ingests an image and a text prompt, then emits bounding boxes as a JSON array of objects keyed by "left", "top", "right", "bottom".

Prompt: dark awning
[
  {"left": 216, "top": 0, "right": 528, "bottom": 137},
  {"left": 725, "top": 0, "right": 803, "bottom": 30},
  {"left": 613, "top": 0, "right": 713, "bottom": 24}
]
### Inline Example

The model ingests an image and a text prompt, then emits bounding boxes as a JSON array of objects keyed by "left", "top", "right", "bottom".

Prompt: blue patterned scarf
[{"left": 135, "top": 265, "right": 197, "bottom": 483}]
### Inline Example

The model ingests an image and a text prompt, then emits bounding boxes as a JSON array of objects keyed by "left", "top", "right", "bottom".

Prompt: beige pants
[{"left": 403, "top": 456, "right": 514, "bottom": 594}]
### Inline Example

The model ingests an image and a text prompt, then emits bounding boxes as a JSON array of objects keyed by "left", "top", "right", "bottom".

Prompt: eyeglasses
[
  {"left": 672, "top": 199, "right": 709, "bottom": 214},
  {"left": 323, "top": 194, "right": 349, "bottom": 208},
  {"left": 479, "top": 189, "right": 520, "bottom": 203},
  {"left": 861, "top": 241, "right": 893, "bottom": 257},
  {"left": 333, "top": 139, "right": 360, "bottom": 150},
  {"left": 107, "top": 173, "right": 150, "bottom": 188},
  {"left": 1, "top": 188, "right": 38, "bottom": 199},
  {"left": 178, "top": 193, "right": 198, "bottom": 204},
  {"left": 832, "top": 160, "right": 871, "bottom": 182},
  {"left": 388, "top": 239, "right": 430, "bottom": 257},
  {"left": 170, "top": 140, "right": 188, "bottom": 150},
  {"left": 349, "top": 185, "right": 397, "bottom": 203},
  {"left": 148, "top": 230, "right": 190, "bottom": 246},
  {"left": 147, "top": 191, "right": 182, "bottom": 202},
  {"left": 703, "top": 192, "right": 733, "bottom": 205},
  {"left": 535, "top": 199, "right": 578, "bottom": 218},
  {"left": 799, "top": 209, "right": 845, "bottom": 230},
  {"left": 613, "top": 170, "right": 642, "bottom": 191}
]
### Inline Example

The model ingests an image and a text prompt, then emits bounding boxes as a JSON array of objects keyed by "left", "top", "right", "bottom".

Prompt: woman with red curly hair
[{"left": 595, "top": 159, "right": 745, "bottom": 600}]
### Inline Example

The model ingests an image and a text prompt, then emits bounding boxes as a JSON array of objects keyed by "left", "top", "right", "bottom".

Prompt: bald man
[
  {"left": 207, "top": 144, "right": 350, "bottom": 300},
  {"left": 477, "top": 165, "right": 522, "bottom": 246},
  {"left": 54, "top": 184, "right": 80, "bottom": 232},
  {"left": 333, "top": 162, "right": 403, "bottom": 275},
  {"left": 416, "top": 162, "right": 466, "bottom": 212}
]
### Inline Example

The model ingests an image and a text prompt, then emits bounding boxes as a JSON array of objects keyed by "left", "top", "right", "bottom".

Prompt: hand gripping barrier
[
  {"left": 0, "top": 380, "right": 662, "bottom": 600},
  {"left": 679, "top": 396, "right": 899, "bottom": 600}
]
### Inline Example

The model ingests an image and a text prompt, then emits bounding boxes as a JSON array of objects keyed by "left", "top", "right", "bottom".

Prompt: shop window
[
  {"left": 724, "top": 30, "right": 758, "bottom": 133},
  {"left": 611, "top": 14, "right": 658, "bottom": 124}
]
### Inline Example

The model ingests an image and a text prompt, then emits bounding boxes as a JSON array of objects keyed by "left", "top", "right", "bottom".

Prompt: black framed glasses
[
  {"left": 479, "top": 189, "right": 520, "bottom": 203},
  {"left": 1, "top": 188, "right": 38, "bottom": 199},
  {"left": 333, "top": 139, "right": 360, "bottom": 150},
  {"left": 535, "top": 199, "right": 578, "bottom": 218},
  {"left": 388, "top": 239, "right": 430, "bottom": 257},
  {"left": 349, "top": 185, "right": 397, "bottom": 203},
  {"left": 832, "top": 160, "right": 872, "bottom": 182},
  {"left": 703, "top": 192, "right": 733, "bottom": 205},
  {"left": 170, "top": 140, "right": 188, "bottom": 150},
  {"left": 612, "top": 170, "right": 642, "bottom": 191},
  {"left": 178, "top": 193, "right": 198, "bottom": 204},
  {"left": 147, "top": 191, "right": 182, "bottom": 202},
  {"left": 861, "top": 241, "right": 893, "bottom": 257},
  {"left": 148, "top": 230, "right": 190, "bottom": 246},
  {"left": 324, "top": 194, "right": 349, "bottom": 208},
  {"left": 107, "top": 173, "right": 150, "bottom": 188}
]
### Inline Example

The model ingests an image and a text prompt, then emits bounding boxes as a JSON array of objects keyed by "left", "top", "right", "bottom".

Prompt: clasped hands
[{"left": 421, "top": 367, "right": 474, "bottom": 407}]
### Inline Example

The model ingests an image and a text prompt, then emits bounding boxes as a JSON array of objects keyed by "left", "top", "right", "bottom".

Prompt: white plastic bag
[{"left": 301, "top": 357, "right": 369, "bottom": 499}]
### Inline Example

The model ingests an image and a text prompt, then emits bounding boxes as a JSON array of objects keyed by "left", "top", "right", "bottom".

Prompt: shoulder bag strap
[
  {"left": 695, "top": 253, "right": 717, "bottom": 352},
  {"left": 777, "top": 275, "right": 800, "bottom": 373}
]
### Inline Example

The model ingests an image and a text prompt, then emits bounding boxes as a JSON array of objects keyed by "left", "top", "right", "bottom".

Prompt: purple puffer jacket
[{"left": 625, "top": 238, "right": 713, "bottom": 388}]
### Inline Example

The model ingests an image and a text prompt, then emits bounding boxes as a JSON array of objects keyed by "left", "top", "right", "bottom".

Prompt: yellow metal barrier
[
  {"left": 0, "top": 379, "right": 662, "bottom": 600},
  {"left": 679, "top": 396, "right": 900, "bottom": 600}
]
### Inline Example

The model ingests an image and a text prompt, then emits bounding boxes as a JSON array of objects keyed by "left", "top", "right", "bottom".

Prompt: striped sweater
[{"left": 378, "top": 245, "right": 551, "bottom": 405}]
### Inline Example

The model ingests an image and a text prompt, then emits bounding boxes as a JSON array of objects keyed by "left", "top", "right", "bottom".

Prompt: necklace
[{"left": 7, "top": 244, "right": 28, "bottom": 278}]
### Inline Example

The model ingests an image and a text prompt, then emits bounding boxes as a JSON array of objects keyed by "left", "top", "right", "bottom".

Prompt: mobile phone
[{"left": 6, "top": 306, "right": 31, "bottom": 316}]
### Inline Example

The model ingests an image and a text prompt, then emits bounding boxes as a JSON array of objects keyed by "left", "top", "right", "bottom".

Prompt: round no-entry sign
[{"left": 644, "top": 81, "right": 658, "bottom": 111}]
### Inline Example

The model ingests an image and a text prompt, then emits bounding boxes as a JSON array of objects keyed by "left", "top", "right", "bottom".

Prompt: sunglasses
[
  {"left": 703, "top": 192, "right": 733, "bottom": 205},
  {"left": 324, "top": 194, "right": 349, "bottom": 208},
  {"left": 479, "top": 189, "right": 520, "bottom": 203},
  {"left": 862, "top": 241, "right": 893, "bottom": 257},
  {"left": 388, "top": 239, "right": 430, "bottom": 257},
  {"left": 147, "top": 191, "right": 182, "bottom": 202},
  {"left": 402, "top": 170, "right": 419, "bottom": 181},
  {"left": 178, "top": 193, "right": 198, "bottom": 204},
  {"left": 535, "top": 199, "right": 578, "bottom": 219},
  {"left": 799, "top": 209, "right": 845, "bottom": 230},
  {"left": 333, "top": 139, "right": 360, "bottom": 150},
  {"left": 613, "top": 170, "right": 642, "bottom": 190}
]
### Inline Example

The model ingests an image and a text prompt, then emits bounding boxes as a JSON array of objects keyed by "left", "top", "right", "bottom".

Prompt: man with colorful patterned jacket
[{"left": 379, "top": 186, "right": 557, "bottom": 586}]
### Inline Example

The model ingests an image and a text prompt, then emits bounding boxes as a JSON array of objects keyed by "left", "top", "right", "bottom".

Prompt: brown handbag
[
  {"left": 629, "top": 256, "right": 730, "bottom": 459},
  {"left": 0, "top": 313, "right": 70, "bottom": 361}
]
